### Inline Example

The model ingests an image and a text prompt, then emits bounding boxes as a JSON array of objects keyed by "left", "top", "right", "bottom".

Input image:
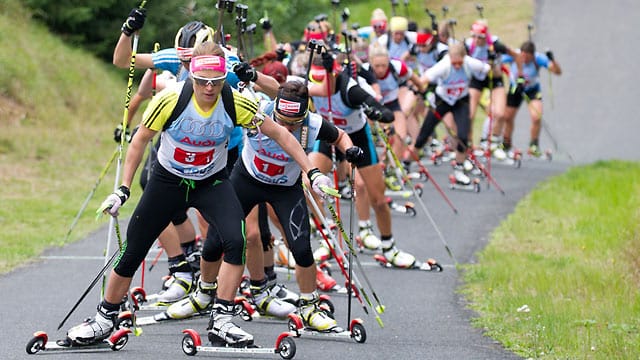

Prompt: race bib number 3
[
  {"left": 173, "top": 147, "right": 215, "bottom": 165},
  {"left": 254, "top": 156, "right": 285, "bottom": 176}
]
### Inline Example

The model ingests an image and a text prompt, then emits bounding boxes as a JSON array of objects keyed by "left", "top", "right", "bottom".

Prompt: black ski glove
[
  {"left": 345, "top": 146, "right": 364, "bottom": 164},
  {"left": 121, "top": 8, "right": 146, "bottom": 36},
  {"left": 233, "top": 62, "right": 258, "bottom": 82},
  {"left": 113, "top": 124, "right": 132, "bottom": 143},
  {"left": 545, "top": 49, "right": 554, "bottom": 62},
  {"left": 364, "top": 106, "right": 383, "bottom": 121},
  {"left": 275, "top": 47, "right": 287, "bottom": 62},
  {"left": 321, "top": 52, "right": 334, "bottom": 72},
  {"left": 341, "top": 8, "right": 350, "bottom": 23},
  {"left": 260, "top": 17, "right": 272, "bottom": 31}
]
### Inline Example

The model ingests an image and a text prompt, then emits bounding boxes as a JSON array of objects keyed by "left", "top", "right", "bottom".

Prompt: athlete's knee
[
  {"left": 113, "top": 251, "right": 144, "bottom": 278},
  {"left": 291, "top": 247, "right": 314, "bottom": 268},
  {"left": 201, "top": 235, "right": 224, "bottom": 263}
]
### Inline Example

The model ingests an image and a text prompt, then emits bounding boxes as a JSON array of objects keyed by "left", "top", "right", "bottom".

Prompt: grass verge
[{"left": 462, "top": 160, "right": 640, "bottom": 359}]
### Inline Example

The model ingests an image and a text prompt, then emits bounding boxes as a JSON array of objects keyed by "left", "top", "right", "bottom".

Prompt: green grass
[
  {"left": 0, "top": 0, "right": 141, "bottom": 272},
  {"left": 462, "top": 160, "right": 640, "bottom": 359}
]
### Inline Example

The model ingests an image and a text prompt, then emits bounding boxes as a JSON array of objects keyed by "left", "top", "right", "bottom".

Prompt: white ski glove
[
  {"left": 97, "top": 185, "right": 130, "bottom": 217},
  {"left": 307, "top": 168, "right": 339, "bottom": 199}
]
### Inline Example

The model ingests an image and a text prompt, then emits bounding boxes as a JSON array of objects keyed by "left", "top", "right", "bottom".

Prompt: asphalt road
[{"left": 3, "top": 1, "right": 639, "bottom": 359}]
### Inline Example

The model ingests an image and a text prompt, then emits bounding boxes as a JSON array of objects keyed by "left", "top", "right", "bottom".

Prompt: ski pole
[
  {"left": 305, "top": 188, "right": 385, "bottom": 327},
  {"left": 475, "top": 3, "right": 484, "bottom": 18},
  {"left": 403, "top": 144, "right": 459, "bottom": 214},
  {"left": 324, "top": 201, "right": 385, "bottom": 323},
  {"left": 346, "top": 164, "right": 356, "bottom": 327},
  {"left": 390, "top": 0, "right": 398, "bottom": 17},
  {"left": 522, "top": 91, "right": 573, "bottom": 162},
  {"left": 304, "top": 40, "right": 322, "bottom": 86},
  {"left": 63, "top": 148, "right": 118, "bottom": 243},
  {"left": 246, "top": 23, "right": 256, "bottom": 60},
  {"left": 368, "top": 111, "right": 458, "bottom": 213},
  {"left": 442, "top": 5, "right": 449, "bottom": 19},
  {"left": 58, "top": 215, "right": 124, "bottom": 331},
  {"left": 234, "top": 3, "right": 248, "bottom": 61},
  {"left": 305, "top": 188, "right": 373, "bottom": 309},
  {"left": 374, "top": 123, "right": 459, "bottom": 265},
  {"left": 485, "top": 53, "right": 495, "bottom": 190},
  {"left": 307, "top": 205, "right": 369, "bottom": 315},
  {"left": 57, "top": 250, "right": 120, "bottom": 330},
  {"left": 331, "top": 0, "right": 340, "bottom": 35},
  {"left": 100, "top": 0, "right": 145, "bottom": 301}
]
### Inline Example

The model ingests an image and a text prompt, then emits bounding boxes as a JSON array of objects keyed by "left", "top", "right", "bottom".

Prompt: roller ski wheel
[
  {"left": 181, "top": 329, "right": 296, "bottom": 359},
  {"left": 373, "top": 254, "right": 443, "bottom": 272},
  {"left": 430, "top": 151, "right": 442, "bottom": 166},
  {"left": 386, "top": 197, "right": 417, "bottom": 216},
  {"left": 448, "top": 175, "right": 481, "bottom": 193},
  {"left": 287, "top": 314, "right": 366, "bottom": 343},
  {"left": 26, "top": 329, "right": 131, "bottom": 354}
]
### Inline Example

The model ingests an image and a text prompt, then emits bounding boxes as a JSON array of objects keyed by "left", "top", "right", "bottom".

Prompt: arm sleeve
[
  {"left": 358, "top": 66, "right": 378, "bottom": 84},
  {"left": 346, "top": 85, "right": 394, "bottom": 123},
  {"left": 317, "top": 119, "right": 340, "bottom": 143},
  {"left": 492, "top": 40, "right": 509, "bottom": 55}
]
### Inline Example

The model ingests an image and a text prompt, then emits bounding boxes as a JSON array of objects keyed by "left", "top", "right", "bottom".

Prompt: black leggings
[
  {"left": 224, "top": 161, "right": 314, "bottom": 267},
  {"left": 114, "top": 165, "right": 246, "bottom": 278},
  {"left": 415, "top": 95, "right": 470, "bottom": 151}
]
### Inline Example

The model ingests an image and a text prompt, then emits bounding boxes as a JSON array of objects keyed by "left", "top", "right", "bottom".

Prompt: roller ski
[
  {"left": 526, "top": 143, "right": 552, "bottom": 161},
  {"left": 386, "top": 197, "right": 417, "bottom": 217},
  {"left": 373, "top": 254, "right": 443, "bottom": 272},
  {"left": 429, "top": 136, "right": 456, "bottom": 166},
  {"left": 26, "top": 329, "right": 132, "bottom": 354},
  {"left": 181, "top": 329, "right": 296, "bottom": 359},
  {"left": 491, "top": 146, "right": 523, "bottom": 168},
  {"left": 448, "top": 162, "right": 481, "bottom": 192},
  {"left": 181, "top": 301, "right": 297, "bottom": 359},
  {"left": 29, "top": 303, "right": 133, "bottom": 354},
  {"left": 286, "top": 292, "right": 366, "bottom": 344}
]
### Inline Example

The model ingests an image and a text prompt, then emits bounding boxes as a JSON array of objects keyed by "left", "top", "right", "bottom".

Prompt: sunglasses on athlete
[
  {"left": 191, "top": 74, "right": 226, "bottom": 87},
  {"left": 274, "top": 112, "right": 304, "bottom": 126}
]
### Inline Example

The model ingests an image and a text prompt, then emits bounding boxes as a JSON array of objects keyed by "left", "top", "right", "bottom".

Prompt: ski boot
[
  {"left": 151, "top": 271, "right": 194, "bottom": 306},
  {"left": 267, "top": 283, "right": 300, "bottom": 306},
  {"left": 356, "top": 224, "right": 381, "bottom": 251},
  {"left": 383, "top": 166, "right": 403, "bottom": 192},
  {"left": 166, "top": 279, "right": 217, "bottom": 319},
  {"left": 316, "top": 265, "right": 340, "bottom": 292},
  {"left": 527, "top": 144, "right": 552, "bottom": 161},
  {"left": 207, "top": 301, "right": 254, "bottom": 347},
  {"left": 449, "top": 162, "right": 481, "bottom": 192},
  {"left": 296, "top": 292, "right": 339, "bottom": 332},
  {"left": 380, "top": 242, "right": 417, "bottom": 269},
  {"left": 491, "top": 142, "right": 508, "bottom": 161},
  {"left": 463, "top": 158, "right": 483, "bottom": 177},
  {"left": 66, "top": 302, "right": 118, "bottom": 345},
  {"left": 249, "top": 281, "right": 296, "bottom": 319}
]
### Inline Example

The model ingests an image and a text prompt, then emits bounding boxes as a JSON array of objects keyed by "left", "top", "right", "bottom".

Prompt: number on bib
[
  {"left": 173, "top": 147, "right": 215, "bottom": 166},
  {"left": 253, "top": 156, "right": 285, "bottom": 176}
]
